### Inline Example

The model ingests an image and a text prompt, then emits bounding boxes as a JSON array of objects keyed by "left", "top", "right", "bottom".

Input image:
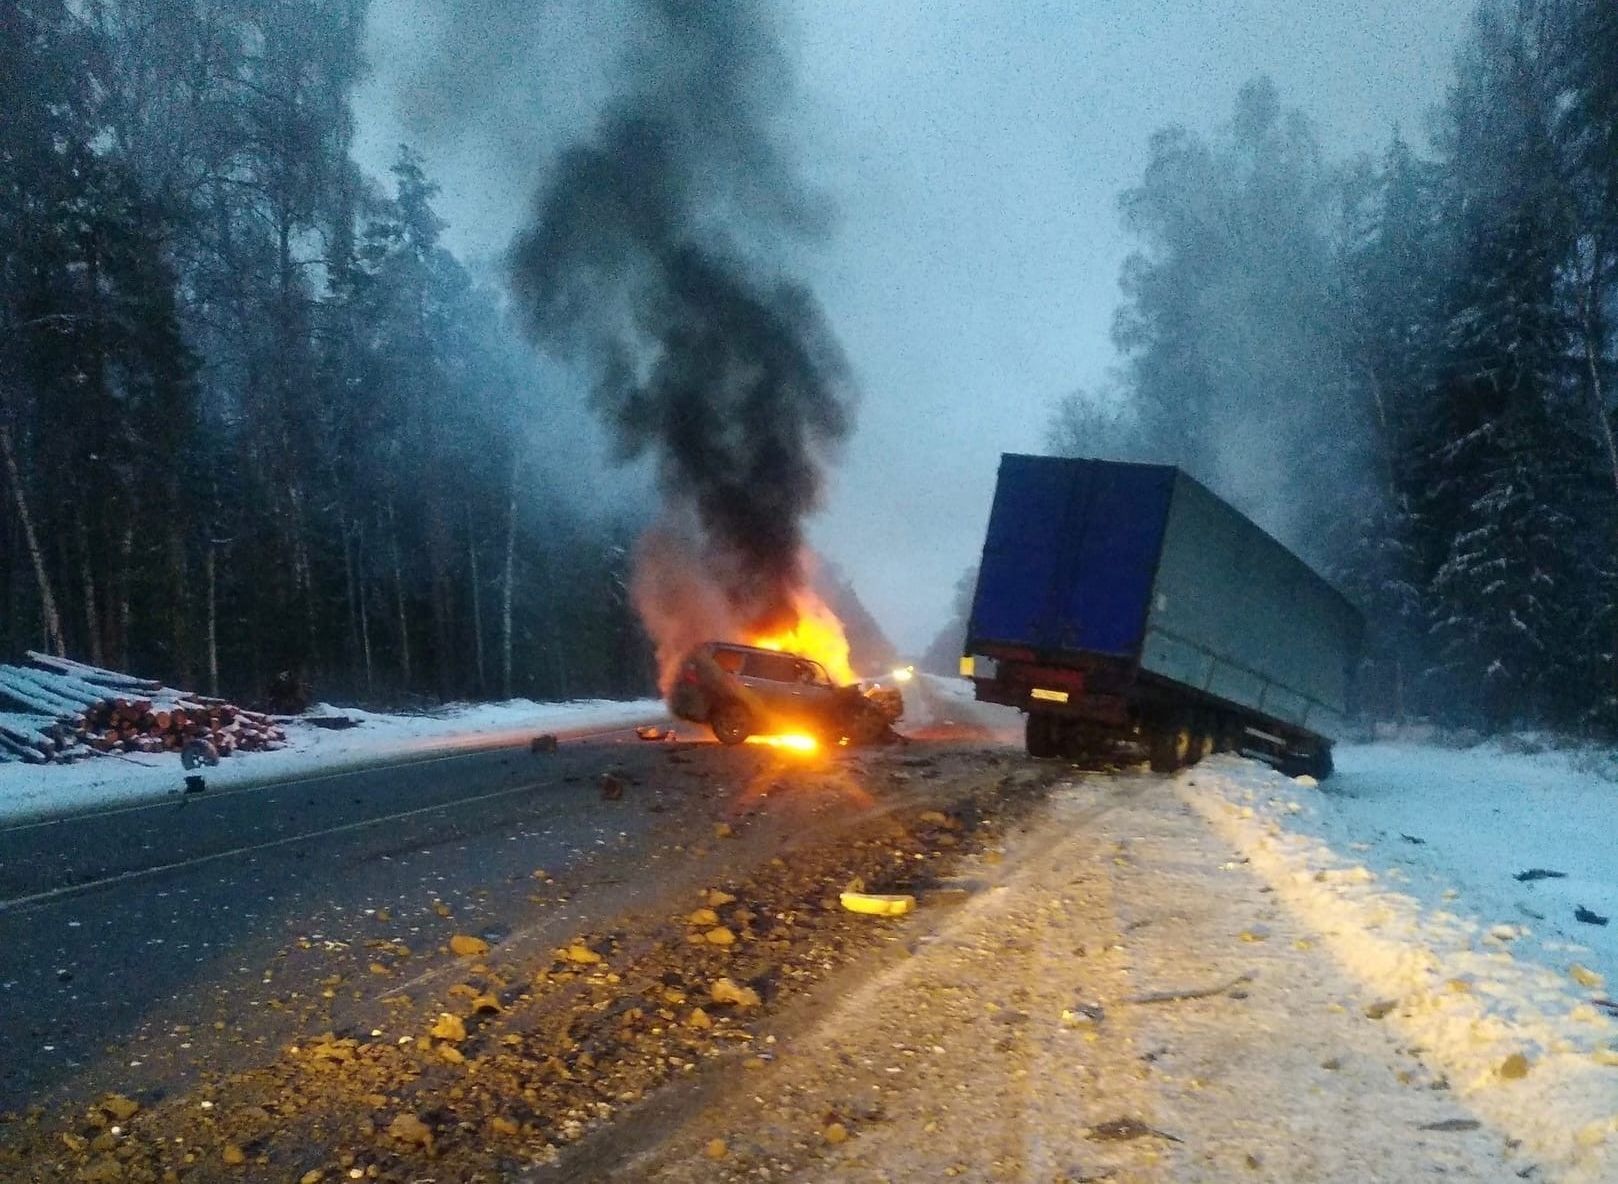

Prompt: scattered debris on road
[
  {"left": 0, "top": 742, "right": 1056, "bottom": 1184},
  {"left": 1127, "top": 970, "right": 1255, "bottom": 1005},
  {"left": 1515, "top": 868, "right": 1568, "bottom": 882},
  {"left": 1087, "top": 1117, "right": 1183, "bottom": 1143}
]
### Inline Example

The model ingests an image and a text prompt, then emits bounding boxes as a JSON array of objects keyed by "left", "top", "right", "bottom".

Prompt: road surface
[
  {"left": 0, "top": 683, "right": 1573, "bottom": 1182},
  {"left": 0, "top": 726, "right": 699, "bottom": 1109}
]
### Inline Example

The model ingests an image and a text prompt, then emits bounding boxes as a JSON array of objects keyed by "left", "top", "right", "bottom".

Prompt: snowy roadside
[
  {"left": 1325, "top": 743, "right": 1617, "bottom": 988},
  {"left": 0, "top": 697, "right": 665, "bottom": 826},
  {"left": 623, "top": 772, "right": 1537, "bottom": 1182},
  {"left": 1182, "top": 752, "right": 1618, "bottom": 1181}
]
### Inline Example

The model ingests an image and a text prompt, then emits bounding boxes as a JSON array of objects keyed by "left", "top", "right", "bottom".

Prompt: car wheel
[{"left": 710, "top": 703, "right": 752, "bottom": 746}]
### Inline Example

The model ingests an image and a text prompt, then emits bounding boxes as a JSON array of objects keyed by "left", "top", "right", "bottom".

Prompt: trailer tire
[
  {"left": 1025, "top": 713, "right": 1060, "bottom": 759},
  {"left": 1147, "top": 726, "right": 1183, "bottom": 774},
  {"left": 1302, "top": 743, "right": 1334, "bottom": 780}
]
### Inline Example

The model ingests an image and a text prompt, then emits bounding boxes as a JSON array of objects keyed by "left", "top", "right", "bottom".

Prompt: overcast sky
[{"left": 352, "top": 0, "right": 1471, "bottom": 653}]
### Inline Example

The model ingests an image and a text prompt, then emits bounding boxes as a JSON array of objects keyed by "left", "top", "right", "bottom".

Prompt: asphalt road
[
  {"left": 0, "top": 727, "right": 699, "bottom": 1111},
  {"left": 0, "top": 679, "right": 1017, "bottom": 1122}
]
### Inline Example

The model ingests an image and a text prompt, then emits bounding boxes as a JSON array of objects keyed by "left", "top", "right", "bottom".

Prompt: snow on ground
[
  {"left": 631, "top": 772, "right": 1535, "bottom": 1182},
  {"left": 0, "top": 697, "right": 665, "bottom": 825},
  {"left": 1183, "top": 751, "right": 1618, "bottom": 1181},
  {"left": 1328, "top": 742, "right": 1618, "bottom": 990}
]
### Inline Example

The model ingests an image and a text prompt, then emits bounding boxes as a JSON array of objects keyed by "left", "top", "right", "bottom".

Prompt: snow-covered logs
[{"left": 0, "top": 652, "right": 285, "bottom": 763}]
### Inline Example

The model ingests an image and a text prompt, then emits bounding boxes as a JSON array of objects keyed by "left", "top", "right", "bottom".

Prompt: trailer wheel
[
  {"left": 1025, "top": 713, "right": 1060, "bottom": 759},
  {"left": 1302, "top": 743, "right": 1334, "bottom": 780},
  {"left": 1147, "top": 726, "right": 1183, "bottom": 774}
]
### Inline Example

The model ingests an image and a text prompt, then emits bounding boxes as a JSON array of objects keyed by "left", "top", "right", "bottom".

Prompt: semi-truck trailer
[{"left": 962, "top": 454, "right": 1363, "bottom": 778}]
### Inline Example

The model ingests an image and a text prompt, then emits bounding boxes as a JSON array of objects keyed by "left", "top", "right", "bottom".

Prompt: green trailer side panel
[{"left": 1141, "top": 473, "right": 1361, "bottom": 738}]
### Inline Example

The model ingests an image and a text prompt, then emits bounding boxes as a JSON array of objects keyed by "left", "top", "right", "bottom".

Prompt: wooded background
[
  {"left": 1, "top": 0, "right": 657, "bottom": 704},
  {"left": 8, "top": 2, "right": 1617, "bottom": 729}
]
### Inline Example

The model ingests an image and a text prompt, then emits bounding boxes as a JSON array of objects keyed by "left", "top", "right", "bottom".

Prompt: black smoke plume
[{"left": 508, "top": 0, "right": 853, "bottom": 638}]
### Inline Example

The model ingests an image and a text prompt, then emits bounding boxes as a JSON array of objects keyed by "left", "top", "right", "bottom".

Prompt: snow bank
[
  {"left": 0, "top": 697, "right": 664, "bottom": 825},
  {"left": 1181, "top": 752, "right": 1618, "bottom": 1182}
]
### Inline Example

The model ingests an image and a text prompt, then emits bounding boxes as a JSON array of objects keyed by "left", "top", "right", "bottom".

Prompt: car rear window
[{"left": 741, "top": 652, "right": 801, "bottom": 683}]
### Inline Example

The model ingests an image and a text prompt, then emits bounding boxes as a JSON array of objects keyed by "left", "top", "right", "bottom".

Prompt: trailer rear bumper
[{"left": 966, "top": 655, "right": 1132, "bottom": 726}]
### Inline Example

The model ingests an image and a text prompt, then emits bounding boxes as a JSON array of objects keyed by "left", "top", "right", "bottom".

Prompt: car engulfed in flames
[{"left": 668, "top": 640, "right": 903, "bottom": 750}]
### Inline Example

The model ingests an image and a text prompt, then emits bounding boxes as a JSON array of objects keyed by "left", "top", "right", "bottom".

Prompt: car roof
[{"left": 704, "top": 641, "right": 813, "bottom": 661}]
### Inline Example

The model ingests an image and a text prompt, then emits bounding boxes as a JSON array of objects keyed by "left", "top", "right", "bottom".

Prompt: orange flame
[
  {"left": 746, "top": 588, "right": 859, "bottom": 687},
  {"left": 744, "top": 733, "right": 820, "bottom": 754}
]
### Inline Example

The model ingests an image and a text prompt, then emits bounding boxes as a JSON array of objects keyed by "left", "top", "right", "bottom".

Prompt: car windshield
[{"left": 794, "top": 659, "right": 831, "bottom": 686}]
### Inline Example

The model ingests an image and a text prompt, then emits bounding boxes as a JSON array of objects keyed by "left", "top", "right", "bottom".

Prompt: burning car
[{"left": 669, "top": 642, "right": 902, "bottom": 747}]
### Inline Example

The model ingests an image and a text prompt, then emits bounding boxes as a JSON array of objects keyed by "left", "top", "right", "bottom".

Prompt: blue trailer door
[
  {"left": 970, "top": 455, "right": 1175, "bottom": 658},
  {"left": 971, "top": 455, "right": 1074, "bottom": 649},
  {"left": 1054, "top": 462, "right": 1175, "bottom": 656}
]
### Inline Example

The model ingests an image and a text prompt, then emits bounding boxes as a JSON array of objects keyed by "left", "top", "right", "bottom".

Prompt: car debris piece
[
  {"left": 183, "top": 774, "right": 207, "bottom": 794},
  {"left": 181, "top": 738, "right": 220, "bottom": 769},
  {"left": 303, "top": 714, "right": 360, "bottom": 730},
  {"left": 635, "top": 725, "right": 673, "bottom": 741},
  {"left": 1574, "top": 906, "right": 1609, "bottom": 926},
  {"left": 600, "top": 772, "right": 625, "bottom": 801},
  {"left": 1086, "top": 1118, "right": 1181, "bottom": 1143},
  {"left": 530, "top": 734, "right": 558, "bottom": 754},
  {"left": 1127, "top": 971, "right": 1255, "bottom": 1006},
  {"left": 839, "top": 891, "right": 916, "bottom": 917}
]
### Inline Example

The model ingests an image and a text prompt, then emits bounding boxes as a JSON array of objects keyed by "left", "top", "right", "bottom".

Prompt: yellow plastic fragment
[{"left": 839, "top": 891, "right": 916, "bottom": 917}]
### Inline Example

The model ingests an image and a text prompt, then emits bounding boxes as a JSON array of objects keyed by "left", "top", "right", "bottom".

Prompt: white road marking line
[
  {"left": 0, "top": 722, "right": 656, "bottom": 836},
  {"left": 0, "top": 775, "right": 577, "bottom": 913}
]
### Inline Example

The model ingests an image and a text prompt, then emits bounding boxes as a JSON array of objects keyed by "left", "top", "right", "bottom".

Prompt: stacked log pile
[{"left": 0, "top": 653, "right": 286, "bottom": 764}]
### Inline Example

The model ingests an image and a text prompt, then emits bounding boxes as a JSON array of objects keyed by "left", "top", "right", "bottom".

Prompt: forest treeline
[
  {"left": 1028, "top": 0, "right": 1618, "bottom": 733},
  {"left": 1, "top": 0, "right": 654, "bottom": 703}
]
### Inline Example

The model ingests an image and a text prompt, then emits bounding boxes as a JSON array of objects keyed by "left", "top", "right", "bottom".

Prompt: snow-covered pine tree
[
  {"left": 1421, "top": 2, "right": 1587, "bottom": 727},
  {"left": 1549, "top": 0, "right": 1618, "bottom": 733},
  {"left": 1333, "top": 134, "right": 1445, "bottom": 720}
]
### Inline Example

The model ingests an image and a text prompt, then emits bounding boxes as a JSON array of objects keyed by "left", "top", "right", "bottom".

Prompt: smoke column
[{"left": 508, "top": 0, "right": 854, "bottom": 684}]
